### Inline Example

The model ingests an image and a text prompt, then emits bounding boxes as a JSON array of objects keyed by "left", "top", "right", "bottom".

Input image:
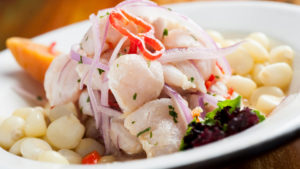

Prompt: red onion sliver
[
  {"left": 109, "top": 36, "right": 128, "bottom": 65},
  {"left": 70, "top": 46, "right": 109, "bottom": 71},
  {"left": 164, "top": 85, "right": 192, "bottom": 126},
  {"left": 159, "top": 42, "right": 242, "bottom": 64}
]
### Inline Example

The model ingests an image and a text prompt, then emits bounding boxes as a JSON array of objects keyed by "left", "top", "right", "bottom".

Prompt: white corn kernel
[
  {"left": 258, "top": 62, "right": 293, "bottom": 89},
  {"left": 47, "top": 103, "right": 77, "bottom": 122},
  {"left": 225, "top": 46, "right": 253, "bottom": 75},
  {"left": 226, "top": 75, "right": 257, "bottom": 98},
  {"left": 24, "top": 109, "right": 47, "bottom": 137},
  {"left": 99, "top": 155, "right": 115, "bottom": 164},
  {"left": 58, "top": 149, "right": 82, "bottom": 164},
  {"left": 251, "top": 64, "right": 265, "bottom": 86},
  {"left": 13, "top": 107, "right": 43, "bottom": 120},
  {"left": 75, "top": 138, "right": 105, "bottom": 157},
  {"left": 0, "top": 116, "right": 25, "bottom": 149},
  {"left": 242, "top": 39, "right": 269, "bottom": 62},
  {"left": 270, "top": 45, "right": 294, "bottom": 66},
  {"left": 20, "top": 138, "right": 52, "bottom": 160},
  {"left": 46, "top": 114, "right": 85, "bottom": 149},
  {"left": 38, "top": 150, "right": 69, "bottom": 164},
  {"left": 248, "top": 32, "right": 270, "bottom": 50},
  {"left": 9, "top": 137, "right": 27, "bottom": 155},
  {"left": 255, "top": 95, "right": 283, "bottom": 115},
  {"left": 250, "top": 86, "right": 285, "bottom": 106}
]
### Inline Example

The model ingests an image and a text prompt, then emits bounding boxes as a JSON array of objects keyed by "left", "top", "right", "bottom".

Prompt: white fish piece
[
  {"left": 110, "top": 117, "right": 143, "bottom": 155},
  {"left": 163, "top": 64, "right": 195, "bottom": 90},
  {"left": 44, "top": 54, "right": 80, "bottom": 106},
  {"left": 78, "top": 90, "right": 93, "bottom": 116},
  {"left": 75, "top": 64, "right": 103, "bottom": 90},
  {"left": 174, "top": 61, "right": 207, "bottom": 93},
  {"left": 193, "top": 60, "right": 215, "bottom": 80},
  {"left": 163, "top": 29, "right": 202, "bottom": 49},
  {"left": 80, "top": 27, "right": 109, "bottom": 57},
  {"left": 108, "top": 54, "right": 164, "bottom": 113},
  {"left": 152, "top": 17, "right": 167, "bottom": 40},
  {"left": 124, "top": 98, "right": 186, "bottom": 157}
]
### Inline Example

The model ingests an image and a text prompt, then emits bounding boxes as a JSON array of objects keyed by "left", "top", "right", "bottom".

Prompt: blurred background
[
  {"left": 0, "top": 0, "right": 299, "bottom": 169},
  {"left": 0, "top": 0, "right": 299, "bottom": 50}
]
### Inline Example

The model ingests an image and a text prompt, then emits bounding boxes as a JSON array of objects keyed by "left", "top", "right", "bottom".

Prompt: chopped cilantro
[
  {"left": 133, "top": 93, "right": 137, "bottom": 100},
  {"left": 215, "top": 75, "right": 220, "bottom": 79},
  {"left": 117, "top": 64, "right": 119, "bottom": 68},
  {"left": 212, "top": 93, "right": 217, "bottom": 96},
  {"left": 100, "top": 12, "right": 110, "bottom": 18},
  {"left": 147, "top": 61, "right": 151, "bottom": 68},
  {"left": 163, "top": 28, "right": 168, "bottom": 37},
  {"left": 85, "top": 36, "right": 88, "bottom": 41},
  {"left": 137, "top": 127, "right": 151, "bottom": 137},
  {"left": 150, "top": 131, "right": 153, "bottom": 138},
  {"left": 79, "top": 107, "right": 83, "bottom": 113},
  {"left": 78, "top": 56, "right": 83, "bottom": 64},
  {"left": 167, "top": 7, "right": 172, "bottom": 11},
  {"left": 87, "top": 96, "right": 90, "bottom": 103},
  {"left": 168, "top": 105, "right": 178, "bottom": 123},
  {"left": 190, "top": 77, "right": 194, "bottom": 82},
  {"left": 97, "top": 68, "right": 105, "bottom": 75},
  {"left": 36, "top": 96, "right": 42, "bottom": 101},
  {"left": 77, "top": 79, "right": 81, "bottom": 83},
  {"left": 154, "top": 142, "right": 158, "bottom": 146},
  {"left": 131, "top": 121, "right": 136, "bottom": 124},
  {"left": 204, "top": 102, "right": 208, "bottom": 106}
]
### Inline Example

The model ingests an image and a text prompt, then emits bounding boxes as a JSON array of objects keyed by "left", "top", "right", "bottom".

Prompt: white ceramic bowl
[{"left": 0, "top": 1, "right": 300, "bottom": 169}]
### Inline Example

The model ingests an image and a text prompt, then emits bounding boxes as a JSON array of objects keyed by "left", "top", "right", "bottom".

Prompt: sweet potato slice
[{"left": 6, "top": 37, "right": 60, "bottom": 83}]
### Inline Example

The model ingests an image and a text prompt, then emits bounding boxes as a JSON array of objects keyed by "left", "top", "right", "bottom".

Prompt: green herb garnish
[
  {"left": 132, "top": 121, "right": 136, "bottom": 124},
  {"left": 77, "top": 79, "right": 81, "bottom": 83},
  {"left": 97, "top": 68, "right": 105, "bottom": 75},
  {"left": 87, "top": 96, "right": 90, "bottom": 103},
  {"left": 36, "top": 96, "right": 42, "bottom": 101},
  {"left": 190, "top": 77, "right": 194, "bottom": 82},
  {"left": 137, "top": 127, "right": 151, "bottom": 137},
  {"left": 168, "top": 105, "right": 178, "bottom": 123},
  {"left": 163, "top": 28, "right": 168, "bottom": 37},
  {"left": 78, "top": 56, "right": 83, "bottom": 64},
  {"left": 133, "top": 93, "right": 137, "bottom": 100}
]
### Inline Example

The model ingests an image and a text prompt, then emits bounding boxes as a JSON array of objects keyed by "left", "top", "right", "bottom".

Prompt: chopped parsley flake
[
  {"left": 147, "top": 61, "right": 151, "bottom": 67},
  {"left": 190, "top": 77, "right": 194, "bottom": 82},
  {"left": 131, "top": 121, "right": 136, "bottom": 124},
  {"left": 133, "top": 93, "right": 137, "bottom": 100},
  {"left": 87, "top": 96, "right": 90, "bottom": 103},
  {"left": 97, "top": 68, "right": 105, "bottom": 75},
  {"left": 168, "top": 105, "right": 178, "bottom": 123},
  {"left": 215, "top": 75, "right": 220, "bottom": 79},
  {"left": 85, "top": 36, "right": 88, "bottom": 41},
  {"left": 78, "top": 56, "right": 83, "bottom": 64},
  {"left": 36, "top": 96, "right": 42, "bottom": 101},
  {"left": 150, "top": 131, "right": 153, "bottom": 138},
  {"left": 204, "top": 102, "right": 208, "bottom": 106},
  {"left": 100, "top": 12, "right": 110, "bottom": 18},
  {"left": 117, "top": 64, "right": 119, "bottom": 68},
  {"left": 212, "top": 93, "right": 217, "bottom": 96},
  {"left": 167, "top": 8, "right": 172, "bottom": 11},
  {"left": 163, "top": 28, "right": 168, "bottom": 37},
  {"left": 77, "top": 79, "right": 81, "bottom": 83},
  {"left": 79, "top": 107, "right": 83, "bottom": 113},
  {"left": 154, "top": 142, "right": 158, "bottom": 146},
  {"left": 137, "top": 127, "right": 151, "bottom": 137}
]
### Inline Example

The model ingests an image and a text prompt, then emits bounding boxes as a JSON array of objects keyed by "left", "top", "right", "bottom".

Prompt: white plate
[{"left": 0, "top": 1, "right": 300, "bottom": 169}]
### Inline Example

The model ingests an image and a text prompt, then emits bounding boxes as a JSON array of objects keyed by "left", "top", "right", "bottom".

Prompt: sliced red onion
[
  {"left": 12, "top": 85, "right": 46, "bottom": 106},
  {"left": 70, "top": 46, "right": 109, "bottom": 71},
  {"left": 159, "top": 42, "right": 242, "bottom": 64},
  {"left": 116, "top": 0, "right": 156, "bottom": 8},
  {"left": 100, "top": 80, "right": 109, "bottom": 107},
  {"left": 109, "top": 36, "right": 128, "bottom": 65},
  {"left": 164, "top": 85, "right": 192, "bottom": 126}
]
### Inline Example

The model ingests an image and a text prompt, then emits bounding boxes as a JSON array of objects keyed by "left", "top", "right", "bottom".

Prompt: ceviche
[{"left": 1, "top": 0, "right": 294, "bottom": 165}]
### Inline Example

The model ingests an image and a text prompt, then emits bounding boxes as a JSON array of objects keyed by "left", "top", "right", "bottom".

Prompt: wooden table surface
[{"left": 0, "top": 0, "right": 299, "bottom": 168}]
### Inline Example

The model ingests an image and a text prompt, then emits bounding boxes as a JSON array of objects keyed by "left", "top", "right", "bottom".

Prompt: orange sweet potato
[{"left": 6, "top": 37, "right": 60, "bottom": 83}]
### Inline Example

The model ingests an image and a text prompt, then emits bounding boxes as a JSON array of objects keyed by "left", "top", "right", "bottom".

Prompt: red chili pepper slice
[
  {"left": 129, "top": 41, "right": 137, "bottom": 54},
  {"left": 205, "top": 74, "right": 216, "bottom": 90},
  {"left": 216, "top": 61, "right": 225, "bottom": 74},
  {"left": 109, "top": 9, "right": 165, "bottom": 60},
  {"left": 225, "top": 87, "right": 234, "bottom": 99},
  {"left": 48, "top": 42, "right": 56, "bottom": 54},
  {"left": 82, "top": 151, "right": 101, "bottom": 164}
]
